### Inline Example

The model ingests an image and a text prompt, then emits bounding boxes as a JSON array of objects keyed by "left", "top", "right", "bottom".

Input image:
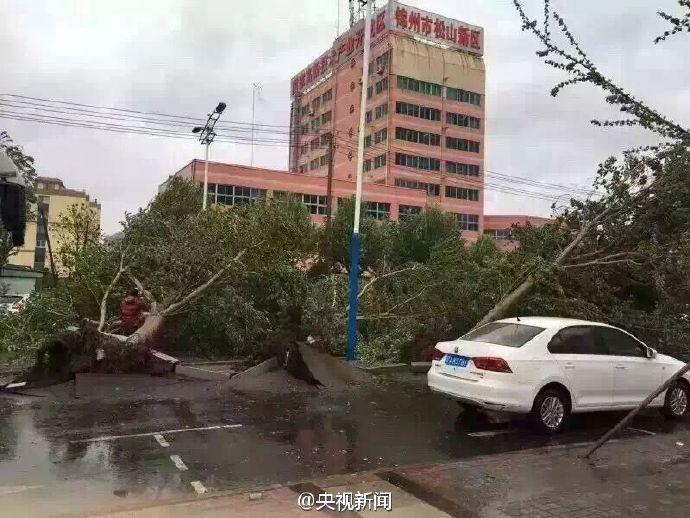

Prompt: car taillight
[
  {"left": 472, "top": 357, "right": 512, "bottom": 373},
  {"left": 431, "top": 347, "right": 445, "bottom": 361}
]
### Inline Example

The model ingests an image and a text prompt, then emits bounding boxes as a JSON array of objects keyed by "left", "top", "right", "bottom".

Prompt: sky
[{"left": 1, "top": 0, "right": 688, "bottom": 234}]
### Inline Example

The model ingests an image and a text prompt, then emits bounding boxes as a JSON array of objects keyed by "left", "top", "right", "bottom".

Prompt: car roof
[{"left": 494, "top": 316, "right": 615, "bottom": 330}]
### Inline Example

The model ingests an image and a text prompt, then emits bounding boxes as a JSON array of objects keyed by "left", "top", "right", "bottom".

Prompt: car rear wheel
[
  {"left": 531, "top": 389, "right": 569, "bottom": 434},
  {"left": 662, "top": 382, "right": 689, "bottom": 419}
]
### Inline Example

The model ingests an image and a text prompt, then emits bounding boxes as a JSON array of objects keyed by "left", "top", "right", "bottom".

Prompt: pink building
[
  {"left": 483, "top": 215, "right": 553, "bottom": 250},
  {"left": 162, "top": 2, "right": 549, "bottom": 248},
  {"left": 288, "top": 1, "right": 485, "bottom": 237}
]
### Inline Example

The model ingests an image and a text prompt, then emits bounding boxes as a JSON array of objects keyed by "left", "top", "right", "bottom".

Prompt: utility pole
[
  {"left": 251, "top": 83, "right": 261, "bottom": 166},
  {"left": 38, "top": 204, "right": 57, "bottom": 282},
  {"left": 346, "top": 0, "right": 372, "bottom": 362},
  {"left": 192, "top": 102, "right": 227, "bottom": 210},
  {"left": 326, "top": 133, "right": 335, "bottom": 221}
]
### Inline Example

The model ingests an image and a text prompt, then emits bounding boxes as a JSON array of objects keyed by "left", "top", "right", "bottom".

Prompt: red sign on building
[{"left": 290, "top": 1, "right": 483, "bottom": 96}]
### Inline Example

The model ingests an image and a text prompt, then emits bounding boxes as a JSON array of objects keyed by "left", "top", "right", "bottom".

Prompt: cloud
[{"left": 0, "top": 0, "right": 687, "bottom": 232}]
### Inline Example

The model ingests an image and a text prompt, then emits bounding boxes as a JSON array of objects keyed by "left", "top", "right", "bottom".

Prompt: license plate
[{"left": 444, "top": 354, "right": 469, "bottom": 368}]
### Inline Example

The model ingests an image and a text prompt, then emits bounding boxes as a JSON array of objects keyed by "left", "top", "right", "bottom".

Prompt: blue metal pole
[{"left": 346, "top": 231, "right": 362, "bottom": 361}]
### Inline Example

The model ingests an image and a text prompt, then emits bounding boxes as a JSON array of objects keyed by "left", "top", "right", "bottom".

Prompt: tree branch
[
  {"left": 98, "top": 249, "right": 128, "bottom": 332},
  {"left": 126, "top": 272, "right": 159, "bottom": 314},
  {"left": 160, "top": 248, "right": 247, "bottom": 316},
  {"left": 356, "top": 265, "right": 422, "bottom": 303}
]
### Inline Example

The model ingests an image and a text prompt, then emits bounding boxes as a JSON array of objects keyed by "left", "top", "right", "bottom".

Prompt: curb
[
  {"left": 353, "top": 362, "right": 431, "bottom": 373},
  {"left": 175, "top": 364, "right": 231, "bottom": 381}
]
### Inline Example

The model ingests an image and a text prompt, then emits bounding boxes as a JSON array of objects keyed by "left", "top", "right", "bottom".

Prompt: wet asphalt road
[{"left": 1, "top": 371, "right": 689, "bottom": 516}]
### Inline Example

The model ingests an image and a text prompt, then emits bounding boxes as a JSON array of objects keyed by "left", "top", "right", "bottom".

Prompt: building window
[
  {"left": 36, "top": 239, "right": 47, "bottom": 248},
  {"left": 364, "top": 201, "right": 390, "bottom": 220},
  {"left": 208, "top": 183, "right": 267, "bottom": 206},
  {"left": 365, "top": 110, "right": 372, "bottom": 123},
  {"left": 364, "top": 135, "right": 372, "bottom": 148},
  {"left": 397, "top": 75, "right": 442, "bottom": 96},
  {"left": 363, "top": 158, "right": 372, "bottom": 172},
  {"left": 484, "top": 229, "right": 513, "bottom": 240},
  {"left": 319, "top": 153, "right": 330, "bottom": 167},
  {"left": 398, "top": 205, "right": 422, "bottom": 219},
  {"left": 33, "top": 247, "right": 46, "bottom": 270},
  {"left": 302, "top": 194, "right": 327, "bottom": 215},
  {"left": 320, "top": 132, "right": 332, "bottom": 146},
  {"left": 310, "top": 137, "right": 320, "bottom": 151},
  {"left": 322, "top": 89, "right": 332, "bottom": 103},
  {"left": 321, "top": 110, "right": 332, "bottom": 124},
  {"left": 446, "top": 112, "right": 481, "bottom": 129},
  {"left": 375, "top": 77, "right": 388, "bottom": 95},
  {"left": 310, "top": 118, "right": 321, "bottom": 131},
  {"left": 445, "top": 186, "right": 480, "bottom": 201},
  {"left": 454, "top": 213, "right": 480, "bottom": 231},
  {"left": 311, "top": 97, "right": 321, "bottom": 112},
  {"left": 370, "top": 52, "right": 389, "bottom": 73},
  {"left": 367, "top": 86, "right": 373, "bottom": 99},
  {"left": 395, "top": 101, "right": 440, "bottom": 121},
  {"left": 300, "top": 144, "right": 308, "bottom": 155},
  {"left": 394, "top": 177, "right": 440, "bottom": 196},
  {"left": 374, "top": 153, "right": 386, "bottom": 169},
  {"left": 374, "top": 127, "right": 387, "bottom": 144},
  {"left": 445, "top": 161, "right": 480, "bottom": 177},
  {"left": 310, "top": 158, "right": 319, "bottom": 170},
  {"left": 447, "top": 87, "right": 482, "bottom": 106},
  {"left": 446, "top": 136, "right": 480, "bottom": 153},
  {"left": 374, "top": 103, "right": 388, "bottom": 119},
  {"left": 395, "top": 127, "right": 440, "bottom": 146},
  {"left": 394, "top": 152, "right": 440, "bottom": 172},
  {"left": 300, "top": 123, "right": 309, "bottom": 135},
  {"left": 300, "top": 105, "right": 310, "bottom": 117},
  {"left": 275, "top": 192, "right": 327, "bottom": 215}
]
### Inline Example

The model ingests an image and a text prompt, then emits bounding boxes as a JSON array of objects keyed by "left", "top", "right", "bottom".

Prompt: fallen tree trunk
[
  {"left": 584, "top": 361, "right": 690, "bottom": 458},
  {"left": 474, "top": 209, "right": 611, "bottom": 327}
]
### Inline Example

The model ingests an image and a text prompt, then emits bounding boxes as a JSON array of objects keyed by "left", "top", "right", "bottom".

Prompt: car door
[
  {"left": 548, "top": 326, "right": 613, "bottom": 408},
  {"left": 594, "top": 327, "right": 663, "bottom": 407}
]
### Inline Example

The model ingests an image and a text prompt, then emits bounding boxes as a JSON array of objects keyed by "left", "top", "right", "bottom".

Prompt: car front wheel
[
  {"left": 662, "top": 382, "right": 689, "bottom": 419},
  {"left": 531, "top": 389, "right": 570, "bottom": 434}
]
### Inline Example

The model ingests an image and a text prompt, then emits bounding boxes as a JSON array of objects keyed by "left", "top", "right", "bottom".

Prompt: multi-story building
[
  {"left": 163, "top": 2, "right": 549, "bottom": 248},
  {"left": 288, "top": 1, "right": 485, "bottom": 235},
  {"left": 12, "top": 177, "right": 101, "bottom": 271}
]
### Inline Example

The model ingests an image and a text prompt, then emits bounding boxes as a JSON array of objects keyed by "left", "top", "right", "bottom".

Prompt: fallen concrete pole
[{"left": 584, "top": 361, "right": 690, "bottom": 458}]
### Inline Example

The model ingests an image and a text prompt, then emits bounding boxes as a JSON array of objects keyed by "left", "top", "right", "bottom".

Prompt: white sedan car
[{"left": 427, "top": 317, "right": 689, "bottom": 433}]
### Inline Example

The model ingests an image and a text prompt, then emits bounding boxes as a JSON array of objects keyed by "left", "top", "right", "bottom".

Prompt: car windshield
[{"left": 460, "top": 322, "right": 545, "bottom": 348}]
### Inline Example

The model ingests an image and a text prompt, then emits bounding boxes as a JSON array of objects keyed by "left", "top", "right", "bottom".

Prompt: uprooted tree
[
  {"left": 474, "top": 0, "right": 690, "bottom": 327},
  {"left": 30, "top": 178, "right": 318, "bottom": 373}
]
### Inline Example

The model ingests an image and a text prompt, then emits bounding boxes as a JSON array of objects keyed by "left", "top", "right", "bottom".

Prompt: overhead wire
[{"left": 0, "top": 93, "right": 596, "bottom": 201}]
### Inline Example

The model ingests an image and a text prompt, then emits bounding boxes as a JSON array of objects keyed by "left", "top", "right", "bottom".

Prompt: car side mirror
[{"left": 645, "top": 347, "right": 657, "bottom": 359}]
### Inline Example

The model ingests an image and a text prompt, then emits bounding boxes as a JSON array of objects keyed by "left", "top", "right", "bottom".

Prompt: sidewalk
[{"left": 97, "top": 427, "right": 690, "bottom": 517}]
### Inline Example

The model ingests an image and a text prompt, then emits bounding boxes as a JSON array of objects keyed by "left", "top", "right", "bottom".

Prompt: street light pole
[
  {"left": 193, "top": 101, "right": 227, "bottom": 210},
  {"left": 346, "top": 0, "right": 372, "bottom": 362},
  {"left": 203, "top": 140, "right": 210, "bottom": 210},
  {"left": 251, "top": 83, "right": 260, "bottom": 167}
]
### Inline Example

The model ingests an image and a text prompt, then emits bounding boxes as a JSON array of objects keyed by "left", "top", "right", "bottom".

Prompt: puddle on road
[{"left": 0, "top": 373, "right": 688, "bottom": 514}]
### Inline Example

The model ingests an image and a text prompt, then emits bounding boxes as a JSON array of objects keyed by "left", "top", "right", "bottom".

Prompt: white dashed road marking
[
  {"left": 153, "top": 434, "right": 170, "bottom": 447},
  {"left": 71, "top": 423, "right": 243, "bottom": 443},
  {"left": 627, "top": 427, "right": 657, "bottom": 436},
  {"left": 190, "top": 481, "right": 208, "bottom": 495},
  {"left": 170, "top": 455, "right": 189, "bottom": 471},
  {"left": 0, "top": 485, "right": 43, "bottom": 496},
  {"left": 466, "top": 429, "right": 517, "bottom": 437}
]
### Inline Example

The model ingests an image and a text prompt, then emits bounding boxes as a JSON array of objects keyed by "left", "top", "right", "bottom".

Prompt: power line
[{"left": 0, "top": 93, "right": 595, "bottom": 202}]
